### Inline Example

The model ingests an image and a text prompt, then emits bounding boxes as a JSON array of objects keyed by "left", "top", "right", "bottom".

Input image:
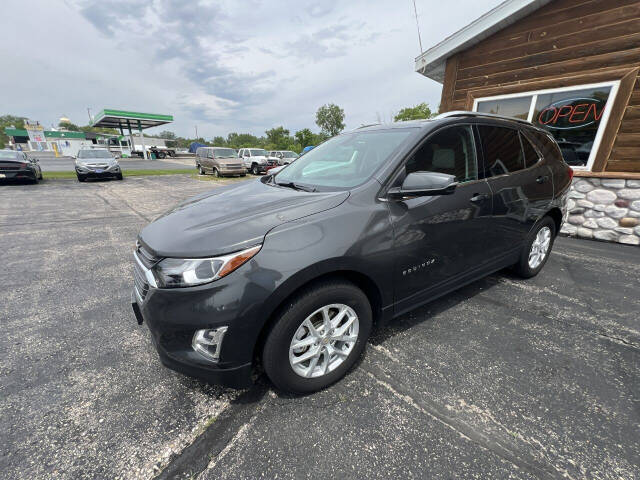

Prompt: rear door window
[
  {"left": 477, "top": 125, "right": 524, "bottom": 177},
  {"left": 520, "top": 132, "right": 539, "bottom": 167}
]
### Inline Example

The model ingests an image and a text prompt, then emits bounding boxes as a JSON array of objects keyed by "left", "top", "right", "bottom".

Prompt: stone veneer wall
[{"left": 560, "top": 178, "right": 640, "bottom": 246}]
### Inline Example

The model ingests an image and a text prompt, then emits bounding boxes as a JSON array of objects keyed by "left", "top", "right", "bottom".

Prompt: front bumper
[
  {"left": 133, "top": 292, "right": 252, "bottom": 389},
  {"left": 76, "top": 167, "right": 120, "bottom": 178},
  {"left": 218, "top": 167, "right": 246, "bottom": 176},
  {"left": 130, "top": 243, "right": 272, "bottom": 389}
]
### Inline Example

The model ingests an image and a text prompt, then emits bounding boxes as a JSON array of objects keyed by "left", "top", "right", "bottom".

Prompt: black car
[
  {"left": 132, "top": 112, "right": 572, "bottom": 393},
  {"left": 75, "top": 149, "right": 123, "bottom": 181},
  {"left": 0, "top": 150, "right": 42, "bottom": 183}
]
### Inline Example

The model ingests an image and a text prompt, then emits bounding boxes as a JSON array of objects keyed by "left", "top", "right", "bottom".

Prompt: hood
[{"left": 139, "top": 179, "right": 349, "bottom": 258}]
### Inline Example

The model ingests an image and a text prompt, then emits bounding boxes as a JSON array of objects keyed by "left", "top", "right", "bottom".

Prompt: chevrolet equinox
[{"left": 131, "top": 112, "right": 572, "bottom": 394}]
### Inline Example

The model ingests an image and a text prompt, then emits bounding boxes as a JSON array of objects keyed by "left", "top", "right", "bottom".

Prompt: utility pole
[
  {"left": 87, "top": 108, "right": 93, "bottom": 124},
  {"left": 195, "top": 125, "right": 198, "bottom": 140}
]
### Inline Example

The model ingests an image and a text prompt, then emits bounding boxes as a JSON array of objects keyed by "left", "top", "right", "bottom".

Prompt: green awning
[
  {"left": 4, "top": 128, "right": 86, "bottom": 139},
  {"left": 91, "top": 109, "right": 174, "bottom": 130}
]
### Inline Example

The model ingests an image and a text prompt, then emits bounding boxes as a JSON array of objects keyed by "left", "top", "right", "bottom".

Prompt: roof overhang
[
  {"left": 91, "top": 109, "right": 173, "bottom": 130},
  {"left": 414, "top": 0, "right": 553, "bottom": 83}
]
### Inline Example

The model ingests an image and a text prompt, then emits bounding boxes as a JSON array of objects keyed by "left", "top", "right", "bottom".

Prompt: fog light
[{"left": 192, "top": 327, "right": 228, "bottom": 362}]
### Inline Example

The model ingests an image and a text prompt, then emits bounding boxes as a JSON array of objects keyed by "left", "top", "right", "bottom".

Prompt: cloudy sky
[{"left": 1, "top": 0, "right": 502, "bottom": 139}]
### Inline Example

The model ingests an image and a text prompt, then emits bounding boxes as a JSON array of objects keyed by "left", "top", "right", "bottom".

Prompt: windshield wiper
[{"left": 275, "top": 181, "right": 316, "bottom": 192}]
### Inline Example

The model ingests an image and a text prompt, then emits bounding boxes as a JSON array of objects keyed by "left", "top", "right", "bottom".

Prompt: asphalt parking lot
[
  {"left": 1, "top": 176, "right": 639, "bottom": 479},
  {"left": 33, "top": 155, "right": 195, "bottom": 172}
]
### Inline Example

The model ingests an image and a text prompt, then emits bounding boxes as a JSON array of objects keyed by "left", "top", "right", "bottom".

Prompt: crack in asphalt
[
  {"left": 364, "top": 346, "right": 576, "bottom": 480},
  {"left": 154, "top": 384, "right": 268, "bottom": 480}
]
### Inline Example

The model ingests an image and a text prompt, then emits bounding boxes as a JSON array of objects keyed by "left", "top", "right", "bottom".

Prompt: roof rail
[
  {"left": 355, "top": 123, "right": 381, "bottom": 129},
  {"left": 435, "top": 110, "right": 533, "bottom": 126}
]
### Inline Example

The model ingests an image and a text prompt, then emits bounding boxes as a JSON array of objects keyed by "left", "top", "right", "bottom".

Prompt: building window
[{"left": 474, "top": 81, "right": 619, "bottom": 171}]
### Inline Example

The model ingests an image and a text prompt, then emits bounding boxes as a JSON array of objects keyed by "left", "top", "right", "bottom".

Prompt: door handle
[
  {"left": 470, "top": 193, "right": 489, "bottom": 203},
  {"left": 536, "top": 175, "right": 549, "bottom": 184}
]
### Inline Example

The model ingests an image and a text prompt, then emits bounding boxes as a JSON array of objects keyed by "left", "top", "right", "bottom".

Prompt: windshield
[
  {"left": 250, "top": 149, "right": 267, "bottom": 156},
  {"left": 213, "top": 148, "right": 237, "bottom": 158},
  {"left": 274, "top": 129, "right": 414, "bottom": 190},
  {"left": 283, "top": 151, "right": 298, "bottom": 158},
  {"left": 0, "top": 151, "right": 20, "bottom": 160},
  {"left": 78, "top": 150, "right": 113, "bottom": 159}
]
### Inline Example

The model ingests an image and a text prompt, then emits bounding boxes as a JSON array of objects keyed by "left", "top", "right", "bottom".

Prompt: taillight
[{"left": 567, "top": 166, "right": 574, "bottom": 181}]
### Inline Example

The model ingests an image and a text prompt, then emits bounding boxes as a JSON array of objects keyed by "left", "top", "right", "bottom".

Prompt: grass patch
[
  {"left": 43, "top": 169, "right": 195, "bottom": 180},
  {"left": 189, "top": 173, "right": 249, "bottom": 182}
]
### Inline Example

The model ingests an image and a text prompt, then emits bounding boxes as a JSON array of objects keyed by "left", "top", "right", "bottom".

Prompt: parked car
[
  {"left": 75, "top": 148, "right": 123, "bottom": 181},
  {"left": 0, "top": 149, "right": 42, "bottom": 183},
  {"left": 195, "top": 147, "right": 247, "bottom": 177},
  {"left": 131, "top": 112, "right": 572, "bottom": 393},
  {"left": 238, "top": 148, "right": 275, "bottom": 175},
  {"left": 268, "top": 150, "right": 299, "bottom": 165}
]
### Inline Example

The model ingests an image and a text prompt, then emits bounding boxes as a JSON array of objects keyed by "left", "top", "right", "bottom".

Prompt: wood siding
[{"left": 439, "top": 0, "right": 640, "bottom": 173}]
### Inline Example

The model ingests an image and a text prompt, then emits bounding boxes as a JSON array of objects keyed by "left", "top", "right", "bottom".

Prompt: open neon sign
[{"left": 537, "top": 97, "right": 606, "bottom": 130}]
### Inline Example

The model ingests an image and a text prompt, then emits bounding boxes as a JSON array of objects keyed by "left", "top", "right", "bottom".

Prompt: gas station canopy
[
  {"left": 91, "top": 109, "right": 173, "bottom": 130},
  {"left": 91, "top": 109, "right": 174, "bottom": 159}
]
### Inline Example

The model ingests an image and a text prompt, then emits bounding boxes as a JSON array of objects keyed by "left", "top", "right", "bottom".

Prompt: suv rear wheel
[
  {"left": 262, "top": 281, "right": 372, "bottom": 394},
  {"left": 513, "top": 216, "right": 556, "bottom": 278},
  {"left": 198, "top": 164, "right": 205, "bottom": 175}
]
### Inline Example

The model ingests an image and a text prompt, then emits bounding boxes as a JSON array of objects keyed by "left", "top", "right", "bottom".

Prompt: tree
[
  {"left": 158, "top": 130, "right": 176, "bottom": 139},
  {"left": 58, "top": 120, "right": 81, "bottom": 131},
  {"left": 265, "top": 126, "right": 290, "bottom": 149},
  {"left": 393, "top": 103, "right": 434, "bottom": 122},
  {"left": 212, "top": 136, "right": 226, "bottom": 146},
  {"left": 315, "top": 103, "right": 345, "bottom": 137},
  {"left": 294, "top": 128, "right": 314, "bottom": 148},
  {"left": 0, "top": 115, "right": 27, "bottom": 148}
]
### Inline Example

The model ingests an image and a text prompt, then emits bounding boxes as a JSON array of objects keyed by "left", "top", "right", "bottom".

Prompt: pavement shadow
[{"left": 370, "top": 272, "right": 504, "bottom": 346}]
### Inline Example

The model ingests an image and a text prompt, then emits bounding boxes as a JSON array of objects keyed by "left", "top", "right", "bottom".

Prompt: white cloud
[{"left": 1, "top": 0, "right": 503, "bottom": 138}]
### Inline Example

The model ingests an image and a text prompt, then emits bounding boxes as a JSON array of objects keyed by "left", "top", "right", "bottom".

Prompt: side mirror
[{"left": 387, "top": 172, "right": 457, "bottom": 199}]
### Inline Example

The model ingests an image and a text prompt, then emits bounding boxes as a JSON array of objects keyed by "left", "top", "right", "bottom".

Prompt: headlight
[{"left": 152, "top": 245, "right": 261, "bottom": 288}]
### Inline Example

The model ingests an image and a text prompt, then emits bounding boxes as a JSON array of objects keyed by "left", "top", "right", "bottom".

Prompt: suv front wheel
[
  {"left": 513, "top": 216, "right": 556, "bottom": 278},
  {"left": 262, "top": 281, "right": 372, "bottom": 394}
]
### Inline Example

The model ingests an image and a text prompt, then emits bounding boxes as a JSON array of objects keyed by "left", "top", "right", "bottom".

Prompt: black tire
[
  {"left": 513, "top": 216, "right": 556, "bottom": 278},
  {"left": 198, "top": 164, "right": 206, "bottom": 175},
  {"left": 116, "top": 173, "right": 123, "bottom": 180},
  {"left": 212, "top": 168, "right": 220, "bottom": 178},
  {"left": 262, "top": 281, "right": 372, "bottom": 394},
  {"left": 251, "top": 164, "right": 259, "bottom": 175},
  {"left": 32, "top": 175, "right": 39, "bottom": 184},
  {"left": 77, "top": 174, "right": 86, "bottom": 182}
]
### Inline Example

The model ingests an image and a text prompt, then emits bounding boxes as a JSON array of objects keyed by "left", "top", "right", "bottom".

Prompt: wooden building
[{"left": 416, "top": 0, "right": 640, "bottom": 245}]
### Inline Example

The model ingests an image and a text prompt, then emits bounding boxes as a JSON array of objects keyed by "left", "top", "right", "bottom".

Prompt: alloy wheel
[
  {"left": 528, "top": 226, "right": 551, "bottom": 269},
  {"left": 289, "top": 304, "right": 359, "bottom": 378}
]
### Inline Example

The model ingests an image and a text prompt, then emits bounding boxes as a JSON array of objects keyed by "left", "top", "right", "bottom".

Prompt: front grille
[
  {"left": 136, "top": 243, "right": 158, "bottom": 268},
  {"left": 133, "top": 254, "right": 150, "bottom": 301}
]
